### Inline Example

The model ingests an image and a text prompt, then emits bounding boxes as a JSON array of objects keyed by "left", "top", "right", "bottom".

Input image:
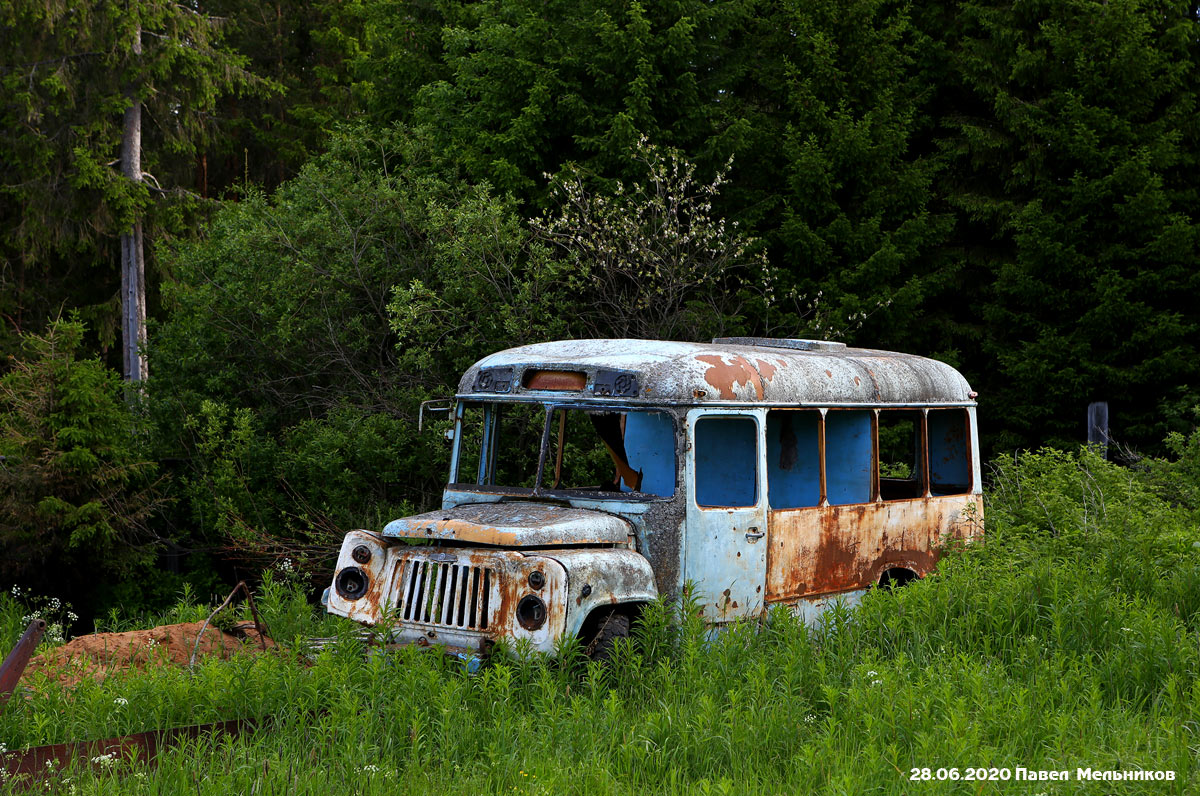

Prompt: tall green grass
[{"left": 1, "top": 447, "right": 1197, "bottom": 794}]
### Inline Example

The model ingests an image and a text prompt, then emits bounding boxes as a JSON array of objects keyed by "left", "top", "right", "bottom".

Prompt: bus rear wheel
[{"left": 878, "top": 568, "right": 918, "bottom": 589}]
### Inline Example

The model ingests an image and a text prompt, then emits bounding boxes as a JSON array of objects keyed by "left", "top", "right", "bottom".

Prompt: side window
[
  {"left": 824, "top": 410, "right": 872, "bottom": 505},
  {"left": 929, "top": 409, "right": 971, "bottom": 495},
  {"left": 766, "top": 410, "right": 821, "bottom": 509},
  {"left": 623, "top": 411, "right": 676, "bottom": 497},
  {"left": 877, "top": 409, "right": 926, "bottom": 500},
  {"left": 694, "top": 416, "right": 758, "bottom": 507}
]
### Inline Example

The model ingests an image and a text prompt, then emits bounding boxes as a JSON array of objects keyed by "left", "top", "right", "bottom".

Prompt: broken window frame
[
  {"left": 449, "top": 400, "right": 678, "bottom": 500},
  {"left": 927, "top": 407, "right": 973, "bottom": 496},
  {"left": 875, "top": 408, "right": 929, "bottom": 502}
]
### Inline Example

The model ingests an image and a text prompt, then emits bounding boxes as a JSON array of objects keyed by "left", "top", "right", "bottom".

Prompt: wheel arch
[{"left": 538, "top": 548, "right": 657, "bottom": 639}]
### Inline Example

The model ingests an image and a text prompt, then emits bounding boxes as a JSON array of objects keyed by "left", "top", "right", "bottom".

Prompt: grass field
[{"left": 1, "top": 446, "right": 1198, "bottom": 794}]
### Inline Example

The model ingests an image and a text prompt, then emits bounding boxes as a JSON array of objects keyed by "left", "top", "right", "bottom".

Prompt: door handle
[{"left": 745, "top": 527, "right": 765, "bottom": 541}]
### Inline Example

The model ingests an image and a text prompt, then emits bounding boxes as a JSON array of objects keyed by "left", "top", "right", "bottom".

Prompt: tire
[{"left": 584, "top": 610, "right": 630, "bottom": 662}]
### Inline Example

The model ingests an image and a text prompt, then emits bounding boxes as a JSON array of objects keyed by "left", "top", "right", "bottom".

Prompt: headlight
[
  {"left": 516, "top": 595, "right": 547, "bottom": 630},
  {"left": 335, "top": 566, "right": 369, "bottom": 600}
]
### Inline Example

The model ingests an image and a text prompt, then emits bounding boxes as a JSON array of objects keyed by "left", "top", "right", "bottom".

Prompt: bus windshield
[{"left": 452, "top": 402, "right": 676, "bottom": 498}]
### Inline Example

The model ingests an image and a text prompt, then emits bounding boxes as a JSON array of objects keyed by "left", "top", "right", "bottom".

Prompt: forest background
[{"left": 2, "top": 0, "right": 1199, "bottom": 617}]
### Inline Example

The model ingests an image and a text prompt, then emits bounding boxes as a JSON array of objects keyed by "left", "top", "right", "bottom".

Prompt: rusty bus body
[{"left": 325, "top": 338, "right": 982, "bottom": 664}]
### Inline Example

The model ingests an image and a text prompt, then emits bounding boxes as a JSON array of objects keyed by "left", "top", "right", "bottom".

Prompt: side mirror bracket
[{"left": 418, "top": 398, "right": 455, "bottom": 432}]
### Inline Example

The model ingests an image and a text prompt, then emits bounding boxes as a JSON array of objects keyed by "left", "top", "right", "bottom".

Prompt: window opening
[
  {"left": 824, "top": 410, "right": 872, "bottom": 505},
  {"left": 452, "top": 403, "right": 675, "bottom": 497},
  {"left": 928, "top": 409, "right": 971, "bottom": 495},
  {"left": 694, "top": 416, "right": 758, "bottom": 508},
  {"left": 877, "top": 409, "right": 926, "bottom": 500},
  {"left": 766, "top": 410, "right": 821, "bottom": 509}
]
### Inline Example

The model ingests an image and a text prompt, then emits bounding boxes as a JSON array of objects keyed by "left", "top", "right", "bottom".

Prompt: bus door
[{"left": 684, "top": 409, "right": 767, "bottom": 622}]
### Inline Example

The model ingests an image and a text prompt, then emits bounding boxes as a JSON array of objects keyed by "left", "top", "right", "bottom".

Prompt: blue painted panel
[
  {"left": 766, "top": 411, "right": 820, "bottom": 508},
  {"left": 694, "top": 417, "right": 758, "bottom": 507},
  {"left": 929, "top": 409, "right": 970, "bottom": 493},
  {"left": 623, "top": 411, "right": 676, "bottom": 497},
  {"left": 825, "top": 410, "right": 872, "bottom": 505}
]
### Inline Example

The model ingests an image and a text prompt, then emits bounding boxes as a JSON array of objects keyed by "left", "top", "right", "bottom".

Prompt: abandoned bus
[{"left": 326, "top": 338, "right": 982, "bottom": 662}]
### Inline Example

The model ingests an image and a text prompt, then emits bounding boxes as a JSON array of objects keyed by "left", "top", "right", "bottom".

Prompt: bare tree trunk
[{"left": 120, "top": 25, "right": 147, "bottom": 383}]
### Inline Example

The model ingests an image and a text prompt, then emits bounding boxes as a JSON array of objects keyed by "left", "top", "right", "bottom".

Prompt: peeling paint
[
  {"left": 697, "top": 354, "right": 766, "bottom": 400},
  {"left": 755, "top": 359, "right": 778, "bottom": 381},
  {"left": 384, "top": 502, "right": 633, "bottom": 547}
]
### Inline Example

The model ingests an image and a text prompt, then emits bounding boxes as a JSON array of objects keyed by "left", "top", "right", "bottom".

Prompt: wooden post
[
  {"left": 1087, "top": 401, "right": 1109, "bottom": 459},
  {"left": 120, "top": 24, "right": 147, "bottom": 383}
]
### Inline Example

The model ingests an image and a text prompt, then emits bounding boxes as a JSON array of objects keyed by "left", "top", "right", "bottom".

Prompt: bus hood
[{"left": 381, "top": 501, "right": 634, "bottom": 547}]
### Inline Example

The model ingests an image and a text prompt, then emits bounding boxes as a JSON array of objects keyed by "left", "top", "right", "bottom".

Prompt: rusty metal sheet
[
  {"left": 383, "top": 501, "right": 633, "bottom": 546},
  {"left": 764, "top": 494, "right": 983, "bottom": 602},
  {"left": 538, "top": 548, "right": 658, "bottom": 638},
  {"left": 0, "top": 619, "right": 46, "bottom": 706},
  {"left": 556, "top": 491, "right": 688, "bottom": 604},
  {"left": 0, "top": 717, "right": 257, "bottom": 788},
  {"left": 457, "top": 339, "right": 975, "bottom": 406}
]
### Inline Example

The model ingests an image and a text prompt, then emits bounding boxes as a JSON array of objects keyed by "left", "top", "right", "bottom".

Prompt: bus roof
[{"left": 457, "top": 338, "right": 976, "bottom": 407}]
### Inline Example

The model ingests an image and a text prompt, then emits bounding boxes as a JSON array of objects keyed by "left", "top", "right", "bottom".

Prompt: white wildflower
[{"left": 113, "top": 697, "right": 129, "bottom": 707}]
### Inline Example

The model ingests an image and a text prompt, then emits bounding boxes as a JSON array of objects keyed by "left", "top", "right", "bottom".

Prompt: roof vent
[{"left": 712, "top": 337, "right": 847, "bottom": 352}]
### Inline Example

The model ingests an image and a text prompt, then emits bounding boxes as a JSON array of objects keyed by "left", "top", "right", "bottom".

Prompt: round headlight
[
  {"left": 516, "top": 595, "right": 547, "bottom": 631},
  {"left": 335, "top": 566, "right": 369, "bottom": 600},
  {"left": 351, "top": 544, "right": 372, "bottom": 564},
  {"left": 528, "top": 570, "right": 546, "bottom": 590}
]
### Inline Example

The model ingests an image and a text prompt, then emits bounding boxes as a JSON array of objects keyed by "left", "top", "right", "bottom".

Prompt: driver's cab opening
[{"left": 450, "top": 401, "right": 677, "bottom": 500}]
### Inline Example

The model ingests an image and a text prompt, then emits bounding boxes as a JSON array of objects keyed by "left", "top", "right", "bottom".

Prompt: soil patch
[{"left": 24, "top": 622, "right": 275, "bottom": 687}]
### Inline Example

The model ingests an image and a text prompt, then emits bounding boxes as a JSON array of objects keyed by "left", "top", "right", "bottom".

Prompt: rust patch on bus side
[
  {"left": 696, "top": 354, "right": 766, "bottom": 400},
  {"left": 764, "top": 495, "right": 981, "bottom": 601}
]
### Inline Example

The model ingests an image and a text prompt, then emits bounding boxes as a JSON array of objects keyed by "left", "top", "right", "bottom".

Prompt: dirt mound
[{"left": 24, "top": 622, "right": 275, "bottom": 687}]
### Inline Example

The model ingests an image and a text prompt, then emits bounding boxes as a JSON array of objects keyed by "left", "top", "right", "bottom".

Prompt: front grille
[{"left": 394, "top": 557, "right": 498, "bottom": 629}]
